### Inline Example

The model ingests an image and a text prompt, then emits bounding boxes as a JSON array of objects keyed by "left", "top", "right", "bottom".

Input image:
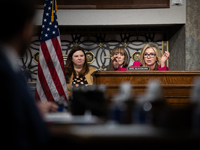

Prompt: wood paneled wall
[{"left": 35, "top": 0, "right": 170, "bottom": 9}]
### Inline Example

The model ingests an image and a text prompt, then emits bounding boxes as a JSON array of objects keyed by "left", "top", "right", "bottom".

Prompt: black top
[{"left": 72, "top": 75, "right": 88, "bottom": 89}]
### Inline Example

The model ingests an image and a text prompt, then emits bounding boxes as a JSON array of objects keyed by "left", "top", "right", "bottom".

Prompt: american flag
[{"left": 35, "top": 0, "right": 68, "bottom": 102}]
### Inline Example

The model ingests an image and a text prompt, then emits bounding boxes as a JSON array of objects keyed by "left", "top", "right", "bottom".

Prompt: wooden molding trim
[{"left": 36, "top": 0, "right": 170, "bottom": 9}]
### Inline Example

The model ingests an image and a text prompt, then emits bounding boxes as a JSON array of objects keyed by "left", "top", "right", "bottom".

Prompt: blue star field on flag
[{"left": 41, "top": 0, "right": 59, "bottom": 43}]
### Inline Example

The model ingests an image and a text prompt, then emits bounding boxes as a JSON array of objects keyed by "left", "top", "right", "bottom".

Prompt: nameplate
[{"left": 128, "top": 67, "right": 150, "bottom": 71}]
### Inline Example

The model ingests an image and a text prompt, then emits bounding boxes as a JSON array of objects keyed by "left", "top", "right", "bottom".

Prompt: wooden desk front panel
[
  {"left": 93, "top": 71, "right": 200, "bottom": 85},
  {"left": 93, "top": 71, "right": 200, "bottom": 104},
  {"left": 106, "top": 85, "right": 192, "bottom": 103}
]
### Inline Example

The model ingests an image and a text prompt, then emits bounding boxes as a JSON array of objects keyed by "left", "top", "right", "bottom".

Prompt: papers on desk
[{"left": 44, "top": 112, "right": 102, "bottom": 125}]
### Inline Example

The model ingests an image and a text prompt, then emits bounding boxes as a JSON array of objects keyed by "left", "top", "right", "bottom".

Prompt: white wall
[{"left": 34, "top": 0, "right": 186, "bottom": 26}]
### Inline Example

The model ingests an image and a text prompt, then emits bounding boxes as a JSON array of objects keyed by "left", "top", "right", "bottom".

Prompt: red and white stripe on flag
[{"left": 35, "top": 0, "right": 68, "bottom": 102}]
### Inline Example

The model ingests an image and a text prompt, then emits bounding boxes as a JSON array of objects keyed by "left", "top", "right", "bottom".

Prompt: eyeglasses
[{"left": 144, "top": 53, "right": 156, "bottom": 58}]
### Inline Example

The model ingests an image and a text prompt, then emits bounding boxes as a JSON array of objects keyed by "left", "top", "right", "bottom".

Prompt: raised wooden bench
[{"left": 92, "top": 71, "right": 200, "bottom": 106}]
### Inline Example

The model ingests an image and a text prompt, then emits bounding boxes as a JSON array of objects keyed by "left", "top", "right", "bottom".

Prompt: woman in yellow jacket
[{"left": 65, "top": 46, "right": 96, "bottom": 100}]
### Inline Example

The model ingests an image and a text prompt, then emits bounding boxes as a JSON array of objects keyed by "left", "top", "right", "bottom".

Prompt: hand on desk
[{"left": 36, "top": 101, "right": 58, "bottom": 117}]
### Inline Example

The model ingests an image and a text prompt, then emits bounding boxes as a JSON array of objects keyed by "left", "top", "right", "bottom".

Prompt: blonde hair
[
  {"left": 140, "top": 42, "right": 162, "bottom": 70},
  {"left": 107, "top": 46, "right": 129, "bottom": 71}
]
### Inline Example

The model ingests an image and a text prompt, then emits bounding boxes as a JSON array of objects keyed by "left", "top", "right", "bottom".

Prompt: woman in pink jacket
[
  {"left": 110, "top": 42, "right": 170, "bottom": 71},
  {"left": 107, "top": 46, "right": 129, "bottom": 71}
]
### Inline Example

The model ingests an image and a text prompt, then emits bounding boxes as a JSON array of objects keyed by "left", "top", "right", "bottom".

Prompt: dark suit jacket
[{"left": 0, "top": 46, "right": 49, "bottom": 150}]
